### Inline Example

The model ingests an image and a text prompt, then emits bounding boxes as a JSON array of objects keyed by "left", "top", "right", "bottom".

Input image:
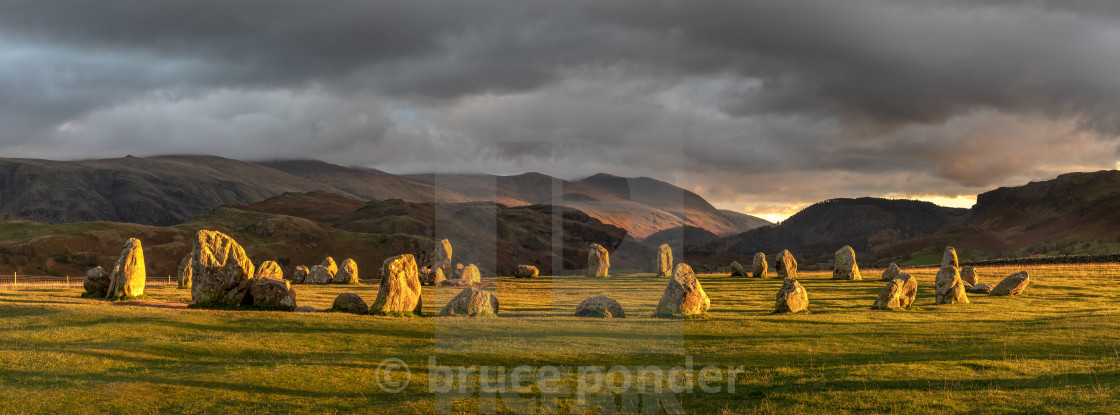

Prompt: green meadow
[{"left": 1, "top": 264, "right": 1119, "bottom": 414}]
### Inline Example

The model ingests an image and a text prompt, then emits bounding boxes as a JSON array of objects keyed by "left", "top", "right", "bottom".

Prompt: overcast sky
[{"left": 2, "top": 0, "right": 1119, "bottom": 221}]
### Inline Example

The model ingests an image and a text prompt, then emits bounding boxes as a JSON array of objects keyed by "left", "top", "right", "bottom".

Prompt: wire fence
[{"left": 0, "top": 273, "right": 179, "bottom": 290}]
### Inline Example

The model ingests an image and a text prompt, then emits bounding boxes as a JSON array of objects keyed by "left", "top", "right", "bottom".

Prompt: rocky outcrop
[
  {"left": 305, "top": 265, "right": 333, "bottom": 284},
  {"left": 989, "top": 271, "right": 1029, "bottom": 296},
  {"left": 83, "top": 266, "right": 110, "bottom": 297},
  {"left": 575, "top": 296, "right": 626, "bottom": 318},
  {"left": 333, "top": 258, "right": 360, "bottom": 284},
  {"left": 775, "top": 250, "right": 798, "bottom": 279},
  {"left": 190, "top": 230, "right": 256, "bottom": 306},
  {"left": 654, "top": 263, "right": 710, "bottom": 317},
  {"left": 832, "top": 245, "right": 861, "bottom": 280},
  {"left": 514, "top": 265, "right": 540, "bottom": 279},
  {"left": 248, "top": 277, "right": 297, "bottom": 310},
  {"left": 775, "top": 278, "right": 808, "bottom": 313},
  {"left": 587, "top": 243, "right": 610, "bottom": 278},
  {"left": 752, "top": 252, "right": 767, "bottom": 278},
  {"left": 106, "top": 238, "right": 146, "bottom": 299},
  {"left": 439, "top": 287, "right": 499, "bottom": 317},
  {"left": 934, "top": 266, "right": 969, "bottom": 305},
  {"left": 370, "top": 254, "right": 423, "bottom": 315},
  {"left": 729, "top": 261, "right": 746, "bottom": 277},
  {"left": 290, "top": 265, "right": 310, "bottom": 284},
  {"left": 657, "top": 244, "right": 673, "bottom": 278},
  {"left": 871, "top": 273, "right": 918, "bottom": 310},
  {"left": 332, "top": 293, "right": 369, "bottom": 315},
  {"left": 880, "top": 263, "right": 901, "bottom": 281},
  {"left": 255, "top": 261, "right": 283, "bottom": 280}
]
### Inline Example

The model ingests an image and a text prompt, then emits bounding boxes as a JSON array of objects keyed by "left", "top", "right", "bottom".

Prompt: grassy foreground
[{"left": 1, "top": 264, "right": 1119, "bottom": 414}]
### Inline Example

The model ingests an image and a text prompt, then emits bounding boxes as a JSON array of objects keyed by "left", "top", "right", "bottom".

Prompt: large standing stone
[
  {"left": 370, "top": 254, "right": 423, "bottom": 315},
  {"left": 587, "top": 243, "right": 610, "bottom": 278},
  {"left": 934, "top": 266, "right": 970, "bottom": 305},
  {"left": 871, "top": 273, "right": 918, "bottom": 310},
  {"left": 290, "top": 265, "right": 310, "bottom": 284},
  {"left": 514, "top": 265, "right": 540, "bottom": 279},
  {"left": 775, "top": 278, "right": 808, "bottom": 313},
  {"left": 320, "top": 257, "right": 339, "bottom": 278},
  {"left": 881, "top": 263, "right": 901, "bottom": 281},
  {"left": 190, "top": 230, "right": 256, "bottom": 306},
  {"left": 656, "top": 244, "right": 673, "bottom": 278},
  {"left": 332, "top": 293, "right": 369, "bottom": 315},
  {"left": 960, "top": 266, "right": 979, "bottom": 286},
  {"left": 832, "top": 246, "right": 862, "bottom": 280},
  {"left": 752, "top": 253, "right": 768, "bottom": 278},
  {"left": 775, "top": 250, "right": 798, "bottom": 279},
  {"left": 83, "top": 266, "right": 110, "bottom": 297},
  {"left": 177, "top": 255, "right": 193, "bottom": 289},
  {"left": 439, "top": 287, "right": 500, "bottom": 317},
  {"left": 575, "top": 296, "right": 626, "bottom": 318},
  {"left": 654, "top": 263, "right": 710, "bottom": 317},
  {"left": 729, "top": 261, "right": 746, "bottom": 277},
  {"left": 333, "top": 258, "right": 360, "bottom": 284},
  {"left": 989, "top": 271, "right": 1029, "bottom": 297},
  {"left": 941, "top": 246, "right": 959, "bottom": 269},
  {"left": 305, "top": 265, "right": 333, "bottom": 284},
  {"left": 106, "top": 238, "right": 146, "bottom": 299},
  {"left": 443, "top": 264, "right": 481, "bottom": 286},
  {"left": 248, "top": 277, "right": 297, "bottom": 310},
  {"left": 432, "top": 238, "right": 453, "bottom": 281},
  {"left": 255, "top": 261, "right": 283, "bottom": 280}
]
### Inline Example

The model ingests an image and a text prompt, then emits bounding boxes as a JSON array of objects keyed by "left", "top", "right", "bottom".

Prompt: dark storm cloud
[{"left": 1, "top": 0, "right": 1119, "bottom": 217}]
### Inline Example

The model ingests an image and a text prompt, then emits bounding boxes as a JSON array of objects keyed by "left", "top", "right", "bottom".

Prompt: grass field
[{"left": 2, "top": 264, "right": 1119, "bottom": 414}]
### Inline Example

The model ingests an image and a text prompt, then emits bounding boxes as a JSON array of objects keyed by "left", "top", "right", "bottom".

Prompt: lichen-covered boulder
[
  {"left": 290, "top": 265, "right": 310, "bottom": 284},
  {"left": 255, "top": 261, "right": 283, "bottom": 280},
  {"left": 575, "top": 296, "right": 626, "bottom": 318},
  {"left": 989, "top": 271, "right": 1029, "bottom": 297},
  {"left": 370, "top": 254, "right": 423, "bottom": 315},
  {"left": 881, "top": 263, "right": 901, "bottom": 281},
  {"left": 656, "top": 244, "right": 673, "bottom": 278},
  {"left": 832, "top": 245, "right": 861, "bottom": 280},
  {"left": 654, "top": 263, "right": 710, "bottom": 317},
  {"left": 775, "top": 278, "right": 808, "bottom": 313},
  {"left": 176, "top": 257, "right": 194, "bottom": 288},
  {"left": 443, "top": 263, "right": 481, "bottom": 286},
  {"left": 83, "top": 266, "right": 110, "bottom": 297},
  {"left": 432, "top": 239, "right": 453, "bottom": 280},
  {"left": 422, "top": 268, "right": 447, "bottom": 286},
  {"left": 333, "top": 258, "right": 360, "bottom": 284},
  {"left": 332, "top": 293, "right": 369, "bottom": 315},
  {"left": 587, "top": 243, "right": 610, "bottom": 278},
  {"left": 871, "top": 273, "right": 918, "bottom": 310},
  {"left": 729, "top": 261, "right": 746, "bottom": 277},
  {"left": 775, "top": 250, "right": 798, "bottom": 279},
  {"left": 191, "top": 230, "right": 256, "bottom": 306},
  {"left": 752, "top": 252, "right": 767, "bottom": 278},
  {"left": 934, "top": 266, "right": 969, "bottom": 305},
  {"left": 320, "top": 257, "right": 338, "bottom": 278},
  {"left": 439, "top": 287, "right": 499, "bottom": 317},
  {"left": 967, "top": 283, "right": 993, "bottom": 294},
  {"left": 941, "top": 246, "right": 959, "bottom": 269},
  {"left": 960, "top": 266, "right": 979, "bottom": 286},
  {"left": 305, "top": 265, "right": 333, "bottom": 284},
  {"left": 106, "top": 238, "right": 146, "bottom": 299},
  {"left": 514, "top": 265, "right": 540, "bottom": 279},
  {"left": 248, "top": 277, "right": 297, "bottom": 310}
]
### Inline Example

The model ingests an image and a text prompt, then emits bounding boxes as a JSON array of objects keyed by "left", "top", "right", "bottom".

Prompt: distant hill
[{"left": 642, "top": 225, "right": 720, "bottom": 253}]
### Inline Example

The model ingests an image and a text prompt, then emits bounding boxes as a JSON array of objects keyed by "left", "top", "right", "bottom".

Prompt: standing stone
[
  {"left": 587, "top": 243, "right": 610, "bottom": 278},
  {"left": 934, "top": 266, "right": 970, "bottom": 305},
  {"left": 290, "top": 265, "right": 310, "bottom": 284},
  {"left": 960, "top": 266, "right": 979, "bottom": 286},
  {"left": 443, "top": 264, "right": 481, "bottom": 286},
  {"left": 255, "top": 261, "right": 283, "bottom": 280},
  {"left": 941, "top": 246, "right": 959, "bottom": 269},
  {"left": 370, "top": 254, "right": 423, "bottom": 315},
  {"left": 881, "top": 263, "right": 901, "bottom": 281},
  {"left": 320, "top": 257, "right": 339, "bottom": 278},
  {"left": 989, "top": 271, "right": 1029, "bottom": 297},
  {"left": 248, "top": 277, "right": 297, "bottom": 310},
  {"left": 575, "top": 296, "right": 626, "bottom": 318},
  {"left": 775, "top": 250, "right": 798, "bottom": 279},
  {"left": 656, "top": 244, "right": 673, "bottom": 278},
  {"left": 897, "top": 273, "right": 918, "bottom": 308},
  {"left": 729, "top": 261, "right": 746, "bottom": 277},
  {"left": 454, "top": 263, "right": 465, "bottom": 278},
  {"left": 439, "top": 287, "right": 500, "bottom": 317},
  {"left": 190, "top": 230, "right": 256, "bottom": 306},
  {"left": 305, "top": 265, "right": 333, "bottom": 284},
  {"left": 832, "top": 246, "right": 862, "bottom": 280},
  {"left": 654, "top": 263, "right": 710, "bottom": 317},
  {"left": 752, "top": 253, "right": 768, "bottom": 278},
  {"left": 332, "top": 293, "right": 369, "bottom": 315},
  {"left": 177, "top": 255, "right": 193, "bottom": 289},
  {"left": 514, "top": 265, "right": 540, "bottom": 279},
  {"left": 106, "top": 238, "right": 146, "bottom": 299},
  {"left": 871, "top": 273, "right": 918, "bottom": 310},
  {"left": 333, "top": 258, "right": 360, "bottom": 284},
  {"left": 83, "top": 266, "right": 110, "bottom": 297},
  {"left": 422, "top": 268, "right": 447, "bottom": 286},
  {"left": 432, "top": 239, "right": 453, "bottom": 282},
  {"left": 775, "top": 278, "right": 808, "bottom": 313}
]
